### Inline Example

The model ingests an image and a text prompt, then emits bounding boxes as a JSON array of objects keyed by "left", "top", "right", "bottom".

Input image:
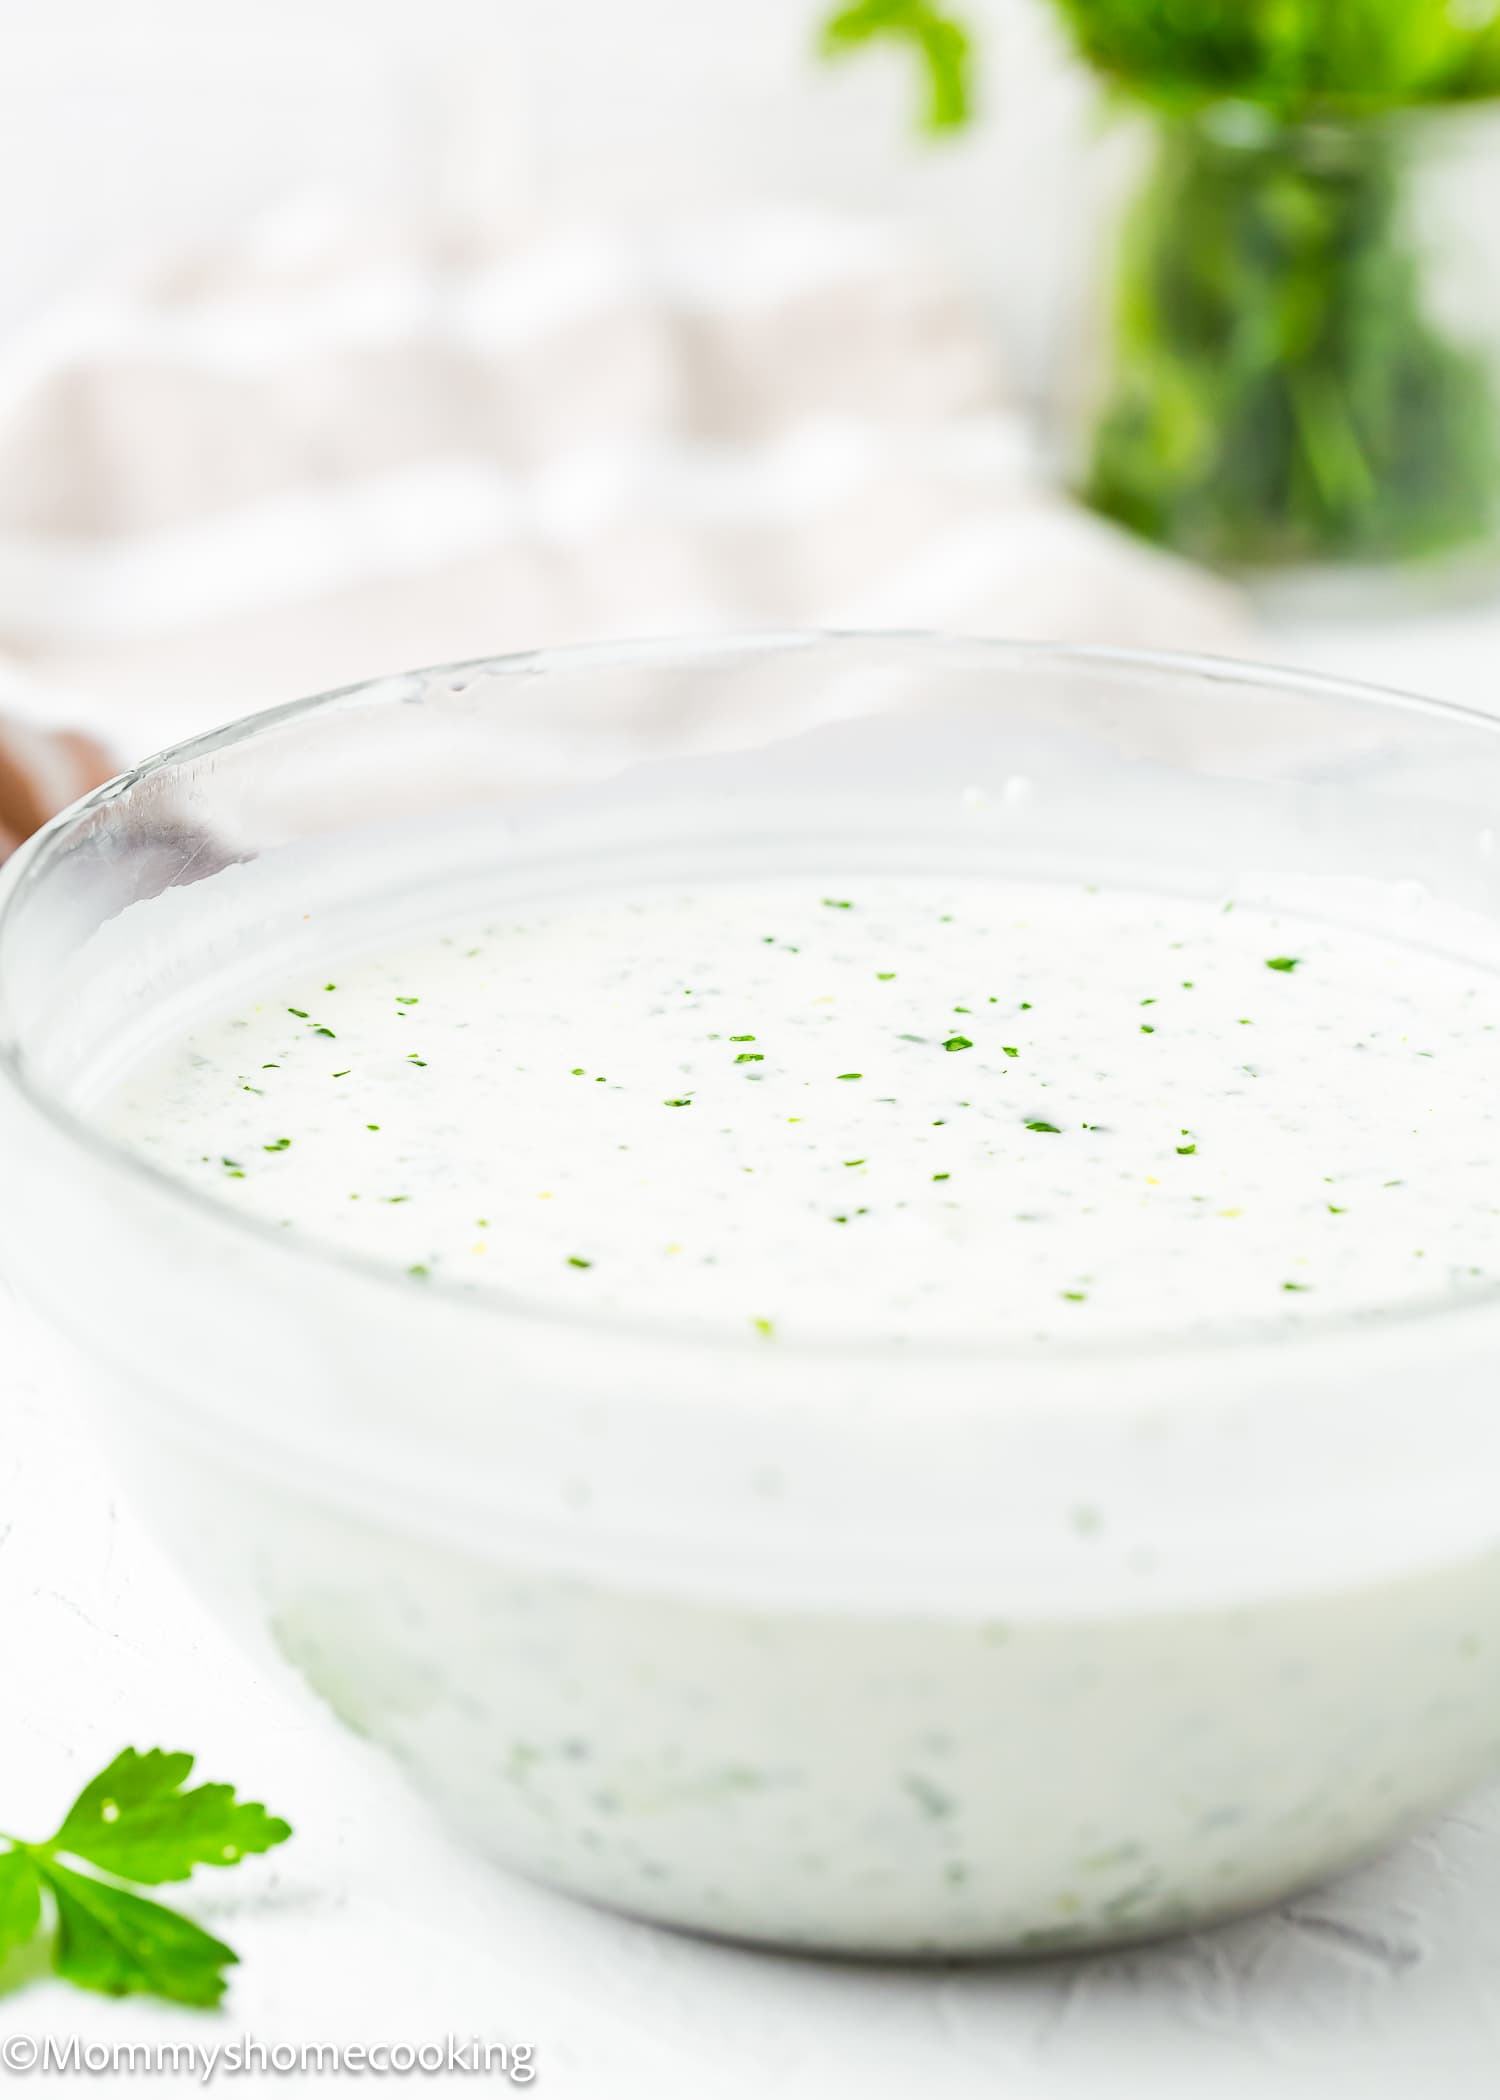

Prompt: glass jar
[{"left": 1074, "top": 100, "right": 1500, "bottom": 599}]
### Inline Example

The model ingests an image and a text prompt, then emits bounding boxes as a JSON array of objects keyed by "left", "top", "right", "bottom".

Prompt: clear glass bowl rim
[{"left": 5, "top": 624, "right": 1500, "bottom": 1374}]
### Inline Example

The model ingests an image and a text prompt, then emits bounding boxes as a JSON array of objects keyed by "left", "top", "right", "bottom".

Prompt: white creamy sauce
[
  {"left": 71, "top": 858, "right": 1500, "bottom": 1952},
  {"left": 100, "top": 873, "right": 1500, "bottom": 1345}
]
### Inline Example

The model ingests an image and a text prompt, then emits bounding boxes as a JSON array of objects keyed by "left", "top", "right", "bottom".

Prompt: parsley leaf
[
  {"left": 0, "top": 1849, "right": 42, "bottom": 1958},
  {"left": 53, "top": 1748, "right": 289, "bottom": 1885},
  {"left": 42, "top": 1863, "right": 238, "bottom": 2010},
  {"left": 0, "top": 1748, "right": 290, "bottom": 2007}
]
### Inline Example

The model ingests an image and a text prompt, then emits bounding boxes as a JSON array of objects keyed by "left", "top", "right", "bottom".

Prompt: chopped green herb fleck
[
  {"left": 1266, "top": 956, "right": 1301, "bottom": 973},
  {"left": 822, "top": 898, "right": 853, "bottom": 909},
  {"left": 752, "top": 1317, "right": 775, "bottom": 1338},
  {"left": 567, "top": 1256, "right": 592, "bottom": 1269},
  {"left": 837, "top": 1072, "right": 862, "bottom": 1081},
  {"left": 262, "top": 1137, "right": 291, "bottom": 1152},
  {"left": 1002, "top": 1045, "right": 1019, "bottom": 1057},
  {"left": 1026, "top": 1120, "right": 1061, "bottom": 1134},
  {"left": 902, "top": 1773, "right": 955, "bottom": 1820},
  {"left": 1061, "top": 1290, "right": 1087, "bottom": 1302},
  {"left": 1140, "top": 1024, "right": 1156, "bottom": 1034},
  {"left": 1176, "top": 1143, "right": 1196, "bottom": 1155},
  {"left": 729, "top": 1034, "right": 756, "bottom": 1042},
  {"left": 932, "top": 1172, "right": 951, "bottom": 1182},
  {"left": 943, "top": 1036, "right": 973, "bottom": 1053},
  {"left": 734, "top": 1052, "right": 764, "bottom": 1063},
  {"left": 408, "top": 1264, "right": 429, "bottom": 1279},
  {"left": 876, "top": 972, "right": 897, "bottom": 981},
  {"left": 664, "top": 1097, "right": 693, "bottom": 1107},
  {"left": 287, "top": 1008, "right": 308, "bottom": 1019},
  {"left": 1282, "top": 1281, "right": 1311, "bottom": 1292}
]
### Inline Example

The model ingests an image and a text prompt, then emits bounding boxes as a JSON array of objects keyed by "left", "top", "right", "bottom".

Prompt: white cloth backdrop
[{"left": 0, "top": 202, "right": 1243, "bottom": 757}]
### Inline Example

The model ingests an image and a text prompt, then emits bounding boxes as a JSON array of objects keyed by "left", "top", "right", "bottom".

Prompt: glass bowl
[{"left": 4, "top": 631, "right": 1500, "bottom": 1959}]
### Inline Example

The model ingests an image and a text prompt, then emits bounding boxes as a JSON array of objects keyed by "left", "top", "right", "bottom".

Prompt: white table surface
[{"left": 8, "top": 597, "right": 1500, "bottom": 2099}]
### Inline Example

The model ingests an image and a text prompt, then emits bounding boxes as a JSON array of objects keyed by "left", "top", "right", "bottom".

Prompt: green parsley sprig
[
  {"left": 817, "top": 0, "right": 1500, "bottom": 569},
  {"left": 0, "top": 1749, "right": 291, "bottom": 2008}
]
